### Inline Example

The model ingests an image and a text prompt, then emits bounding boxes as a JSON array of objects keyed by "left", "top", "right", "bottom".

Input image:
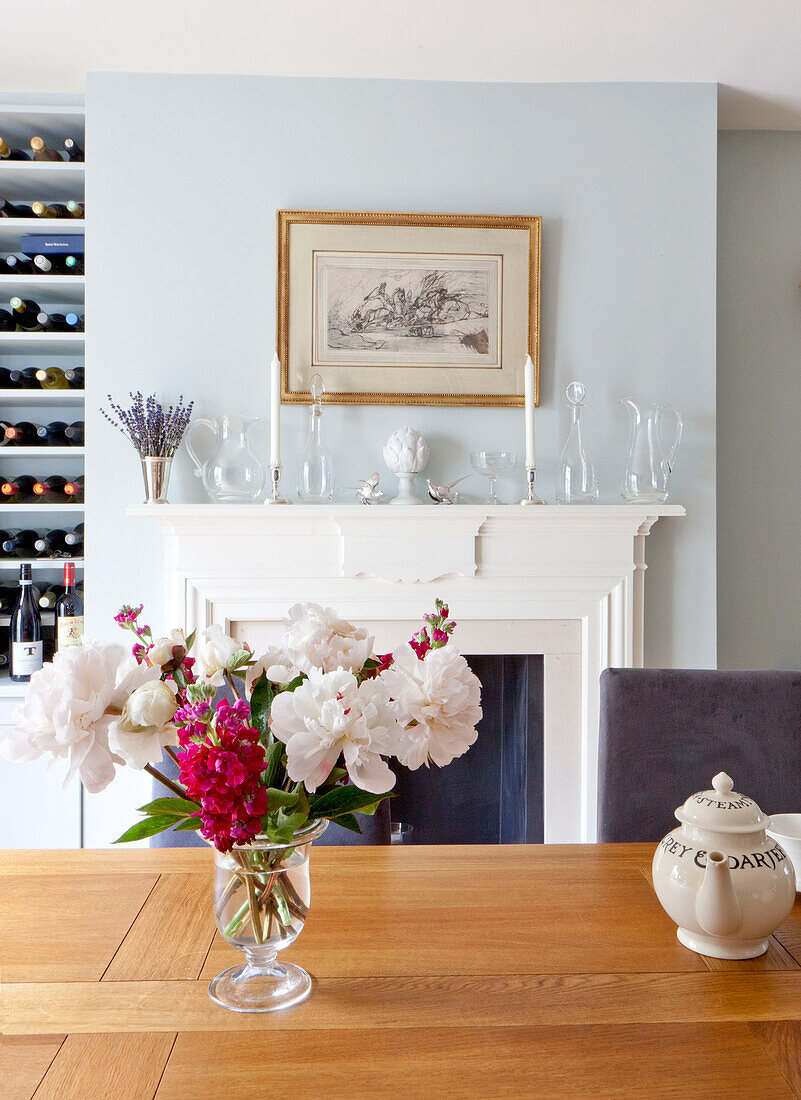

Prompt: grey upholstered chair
[
  {"left": 149, "top": 754, "right": 391, "bottom": 847},
  {"left": 597, "top": 668, "right": 801, "bottom": 843}
]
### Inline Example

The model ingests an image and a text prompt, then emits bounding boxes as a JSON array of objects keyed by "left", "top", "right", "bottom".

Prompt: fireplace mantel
[{"left": 129, "top": 502, "right": 684, "bottom": 842}]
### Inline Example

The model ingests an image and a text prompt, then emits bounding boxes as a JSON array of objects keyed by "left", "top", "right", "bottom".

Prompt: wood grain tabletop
[{"left": 3, "top": 843, "right": 801, "bottom": 1098}]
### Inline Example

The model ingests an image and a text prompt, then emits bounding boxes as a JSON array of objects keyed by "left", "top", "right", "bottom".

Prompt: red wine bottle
[
  {"left": 36, "top": 421, "right": 68, "bottom": 446},
  {"left": 65, "top": 421, "right": 84, "bottom": 445},
  {"left": 63, "top": 139, "right": 84, "bottom": 163},
  {"left": 1, "top": 475, "right": 37, "bottom": 502},
  {"left": 33, "top": 476, "right": 69, "bottom": 499},
  {"left": 10, "top": 297, "right": 42, "bottom": 331},
  {"left": 0, "top": 366, "right": 21, "bottom": 388},
  {"left": 63, "top": 475, "right": 84, "bottom": 502},
  {"left": 0, "top": 198, "right": 34, "bottom": 218},
  {"left": 64, "top": 523, "right": 84, "bottom": 550},
  {"left": 31, "top": 201, "right": 69, "bottom": 219},
  {"left": 0, "top": 137, "right": 30, "bottom": 161},
  {"left": 56, "top": 562, "right": 83, "bottom": 649},
  {"left": 30, "top": 136, "right": 62, "bottom": 162},
  {"left": 2, "top": 530, "right": 38, "bottom": 557},
  {"left": 7, "top": 368, "right": 41, "bottom": 389},
  {"left": 9, "top": 563, "right": 43, "bottom": 681},
  {"left": 4, "top": 421, "right": 42, "bottom": 445},
  {"left": 34, "top": 530, "right": 68, "bottom": 555}
]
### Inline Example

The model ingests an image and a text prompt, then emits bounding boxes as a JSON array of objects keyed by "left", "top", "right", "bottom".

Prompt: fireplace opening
[{"left": 390, "top": 655, "right": 544, "bottom": 844}]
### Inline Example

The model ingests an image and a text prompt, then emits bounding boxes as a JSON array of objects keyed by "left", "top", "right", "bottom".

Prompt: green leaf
[
  {"left": 136, "top": 796, "right": 199, "bottom": 818},
  {"left": 261, "top": 740, "right": 285, "bottom": 788},
  {"left": 308, "top": 785, "right": 394, "bottom": 819},
  {"left": 226, "top": 649, "right": 253, "bottom": 672},
  {"left": 114, "top": 815, "right": 177, "bottom": 844},
  {"left": 173, "top": 817, "right": 202, "bottom": 832},
  {"left": 264, "top": 787, "right": 299, "bottom": 809},
  {"left": 250, "top": 672, "right": 274, "bottom": 738},
  {"left": 185, "top": 629, "right": 196, "bottom": 652},
  {"left": 319, "top": 766, "right": 348, "bottom": 788},
  {"left": 327, "top": 812, "right": 362, "bottom": 834}
]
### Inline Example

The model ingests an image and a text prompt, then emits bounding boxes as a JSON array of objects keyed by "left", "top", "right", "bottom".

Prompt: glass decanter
[
  {"left": 556, "top": 381, "right": 599, "bottom": 504},
  {"left": 297, "top": 374, "right": 335, "bottom": 503}
]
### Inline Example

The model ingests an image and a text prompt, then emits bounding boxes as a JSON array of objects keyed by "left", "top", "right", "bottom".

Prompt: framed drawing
[{"left": 277, "top": 210, "right": 541, "bottom": 406}]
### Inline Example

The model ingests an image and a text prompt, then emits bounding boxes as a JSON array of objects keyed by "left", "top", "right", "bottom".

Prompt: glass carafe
[
  {"left": 185, "top": 414, "right": 265, "bottom": 502},
  {"left": 298, "top": 374, "right": 335, "bottom": 502},
  {"left": 556, "top": 381, "right": 599, "bottom": 504},
  {"left": 620, "top": 398, "right": 683, "bottom": 503}
]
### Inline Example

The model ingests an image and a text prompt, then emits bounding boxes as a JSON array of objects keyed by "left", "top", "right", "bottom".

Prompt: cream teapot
[{"left": 652, "top": 772, "right": 796, "bottom": 959}]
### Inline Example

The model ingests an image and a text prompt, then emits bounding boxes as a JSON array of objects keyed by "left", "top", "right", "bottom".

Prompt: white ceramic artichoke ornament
[{"left": 382, "top": 426, "right": 429, "bottom": 505}]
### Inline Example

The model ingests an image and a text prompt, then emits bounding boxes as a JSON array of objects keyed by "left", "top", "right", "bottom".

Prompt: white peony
[
  {"left": 282, "top": 603, "right": 373, "bottom": 675},
  {"left": 147, "top": 629, "right": 187, "bottom": 669},
  {"left": 195, "top": 624, "right": 241, "bottom": 686},
  {"left": 245, "top": 646, "right": 299, "bottom": 694},
  {"left": 1, "top": 642, "right": 160, "bottom": 793},
  {"left": 381, "top": 643, "right": 482, "bottom": 770},
  {"left": 108, "top": 679, "right": 179, "bottom": 769},
  {"left": 269, "top": 667, "right": 398, "bottom": 794}
]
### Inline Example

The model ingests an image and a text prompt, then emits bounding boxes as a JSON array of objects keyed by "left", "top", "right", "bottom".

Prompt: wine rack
[{"left": 0, "top": 98, "right": 85, "bottom": 697}]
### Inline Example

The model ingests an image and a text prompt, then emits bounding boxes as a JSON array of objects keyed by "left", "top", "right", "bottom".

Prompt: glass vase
[{"left": 208, "top": 819, "right": 328, "bottom": 1013}]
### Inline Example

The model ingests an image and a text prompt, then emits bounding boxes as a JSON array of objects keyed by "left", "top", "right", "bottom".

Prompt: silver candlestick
[
  {"left": 264, "top": 464, "right": 292, "bottom": 505},
  {"left": 520, "top": 465, "right": 545, "bottom": 505}
]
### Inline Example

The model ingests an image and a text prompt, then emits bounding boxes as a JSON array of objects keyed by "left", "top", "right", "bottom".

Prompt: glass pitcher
[
  {"left": 620, "top": 398, "right": 683, "bottom": 504},
  {"left": 186, "top": 414, "right": 265, "bottom": 503}
]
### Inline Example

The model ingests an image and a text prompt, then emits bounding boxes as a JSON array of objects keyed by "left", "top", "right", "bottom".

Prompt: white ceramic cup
[{"left": 767, "top": 813, "right": 801, "bottom": 893}]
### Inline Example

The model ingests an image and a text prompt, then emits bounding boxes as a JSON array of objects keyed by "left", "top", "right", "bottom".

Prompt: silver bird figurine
[
  {"left": 426, "top": 475, "right": 469, "bottom": 505},
  {"left": 352, "top": 472, "right": 384, "bottom": 505}
]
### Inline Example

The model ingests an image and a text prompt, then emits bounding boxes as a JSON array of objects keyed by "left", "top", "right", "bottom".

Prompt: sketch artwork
[{"left": 313, "top": 253, "right": 502, "bottom": 370}]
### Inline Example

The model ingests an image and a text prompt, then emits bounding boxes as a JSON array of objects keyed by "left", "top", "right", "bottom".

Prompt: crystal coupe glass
[
  {"left": 209, "top": 820, "right": 328, "bottom": 1013},
  {"left": 469, "top": 451, "right": 517, "bottom": 504}
]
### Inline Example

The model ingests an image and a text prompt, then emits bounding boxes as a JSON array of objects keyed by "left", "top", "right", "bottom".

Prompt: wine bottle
[
  {"left": 4, "top": 255, "right": 36, "bottom": 274},
  {"left": 0, "top": 585, "right": 18, "bottom": 612},
  {"left": 56, "top": 562, "right": 83, "bottom": 649},
  {"left": 4, "top": 421, "right": 41, "bottom": 445},
  {"left": 7, "top": 367, "right": 41, "bottom": 389},
  {"left": 64, "top": 523, "right": 84, "bottom": 549},
  {"left": 38, "top": 585, "right": 63, "bottom": 608},
  {"left": 32, "top": 254, "right": 64, "bottom": 275},
  {"left": 64, "top": 366, "right": 84, "bottom": 388},
  {"left": 1, "top": 475, "right": 37, "bottom": 502},
  {"left": 0, "top": 309, "right": 15, "bottom": 332},
  {"left": 0, "top": 137, "right": 30, "bottom": 161},
  {"left": 36, "top": 421, "right": 68, "bottom": 446},
  {"left": 0, "top": 366, "right": 22, "bottom": 388},
  {"left": 10, "top": 297, "right": 42, "bottom": 331},
  {"left": 35, "top": 367, "right": 69, "bottom": 390},
  {"left": 9, "top": 563, "right": 43, "bottom": 681},
  {"left": 63, "top": 475, "right": 84, "bottom": 502},
  {"left": 31, "top": 202, "right": 69, "bottom": 219},
  {"left": 65, "top": 312, "right": 84, "bottom": 332},
  {"left": 65, "top": 421, "right": 84, "bottom": 445},
  {"left": 63, "top": 139, "right": 84, "bottom": 163},
  {"left": 34, "top": 530, "right": 68, "bottom": 555},
  {"left": 66, "top": 199, "right": 84, "bottom": 216},
  {"left": 36, "top": 311, "right": 71, "bottom": 332},
  {"left": 30, "top": 136, "right": 62, "bottom": 162},
  {"left": 3, "top": 529, "right": 38, "bottom": 557},
  {"left": 33, "top": 476, "right": 69, "bottom": 499},
  {"left": 0, "top": 198, "right": 34, "bottom": 218},
  {"left": 64, "top": 255, "right": 84, "bottom": 274}
]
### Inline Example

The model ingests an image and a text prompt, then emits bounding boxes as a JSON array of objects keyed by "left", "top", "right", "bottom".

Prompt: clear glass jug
[
  {"left": 186, "top": 414, "right": 265, "bottom": 502},
  {"left": 556, "top": 381, "right": 599, "bottom": 504},
  {"left": 620, "top": 398, "right": 683, "bottom": 504}
]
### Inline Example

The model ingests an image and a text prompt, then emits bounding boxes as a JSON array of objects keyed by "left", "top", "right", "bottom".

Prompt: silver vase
[{"left": 141, "top": 456, "right": 173, "bottom": 504}]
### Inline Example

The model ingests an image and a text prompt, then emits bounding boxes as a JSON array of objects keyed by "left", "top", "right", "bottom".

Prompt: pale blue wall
[
  {"left": 86, "top": 75, "right": 718, "bottom": 667},
  {"left": 718, "top": 132, "right": 801, "bottom": 668}
]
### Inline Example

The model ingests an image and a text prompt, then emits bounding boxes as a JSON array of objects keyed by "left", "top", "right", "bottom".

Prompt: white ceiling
[{"left": 3, "top": 0, "right": 801, "bottom": 129}]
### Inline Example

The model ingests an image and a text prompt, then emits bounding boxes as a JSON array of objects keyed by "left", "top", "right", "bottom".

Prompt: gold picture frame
[{"left": 277, "top": 209, "right": 541, "bottom": 406}]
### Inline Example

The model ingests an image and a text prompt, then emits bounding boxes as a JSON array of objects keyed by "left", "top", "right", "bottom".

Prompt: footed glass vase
[{"left": 209, "top": 820, "right": 327, "bottom": 1013}]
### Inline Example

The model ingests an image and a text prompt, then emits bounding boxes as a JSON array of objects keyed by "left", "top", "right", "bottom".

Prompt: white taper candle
[
  {"left": 270, "top": 352, "right": 281, "bottom": 467},
  {"left": 524, "top": 355, "right": 536, "bottom": 468}
]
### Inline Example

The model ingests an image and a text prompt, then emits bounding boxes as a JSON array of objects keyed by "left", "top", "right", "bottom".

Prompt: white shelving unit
[{"left": 0, "top": 97, "right": 85, "bottom": 703}]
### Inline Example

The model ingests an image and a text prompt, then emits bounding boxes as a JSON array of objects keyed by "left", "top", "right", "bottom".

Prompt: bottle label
[
  {"left": 57, "top": 616, "right": 84, "bottom": 649},
  {"left": 11, "top": 640, "right": 44, "bottom": 675}
]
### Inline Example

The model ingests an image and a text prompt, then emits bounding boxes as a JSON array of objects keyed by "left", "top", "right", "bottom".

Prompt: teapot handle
[
  {"left": 185, "top": 417, "right": 217, "bottom": 478},
  {"left": 661, "top": 406, "right": 683, "bottom": 472}
]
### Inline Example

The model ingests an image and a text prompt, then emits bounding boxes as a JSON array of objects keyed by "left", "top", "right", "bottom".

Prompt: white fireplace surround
[{"left": 130, "top": 503, "right": 684, "bottom": 843}]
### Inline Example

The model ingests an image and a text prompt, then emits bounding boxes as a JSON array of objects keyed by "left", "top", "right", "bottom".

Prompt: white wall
[
  {"left": 83, "top": 74, "right": 718, "bottom": 844},
  {"left": 718, "top": 131, "right": 801, "bottom": 668},
  {"left": 3, "top": 2, "right": 801, "bottom": 127}
]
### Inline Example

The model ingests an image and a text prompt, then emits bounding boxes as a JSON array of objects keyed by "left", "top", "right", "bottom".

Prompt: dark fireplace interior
[{"left": 390, "top": 655, "right": 544, "bottom": 844}]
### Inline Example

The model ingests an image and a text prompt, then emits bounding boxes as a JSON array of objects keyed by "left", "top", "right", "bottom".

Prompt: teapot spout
[{"left": 695, "top": 851, "right": 742, "bottom": 938}]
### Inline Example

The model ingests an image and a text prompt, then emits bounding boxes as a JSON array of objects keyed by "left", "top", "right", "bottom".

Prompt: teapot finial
[{"left": 712, "top": 772, "right": 734, "bottom": 797}]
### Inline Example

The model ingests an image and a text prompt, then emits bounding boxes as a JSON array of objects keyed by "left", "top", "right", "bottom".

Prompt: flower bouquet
[{"left": 2, "top": 599, "right": 482, "bottom": 1012}]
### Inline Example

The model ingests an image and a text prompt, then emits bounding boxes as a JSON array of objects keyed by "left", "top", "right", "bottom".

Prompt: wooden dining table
[{"left": 3, "top": 843, "right": 801, "bottom": 1099}]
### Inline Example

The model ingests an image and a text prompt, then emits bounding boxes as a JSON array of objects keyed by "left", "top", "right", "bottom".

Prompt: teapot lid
[{"left": 674, "top": 772, "right": 770, "bottom": 834}]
